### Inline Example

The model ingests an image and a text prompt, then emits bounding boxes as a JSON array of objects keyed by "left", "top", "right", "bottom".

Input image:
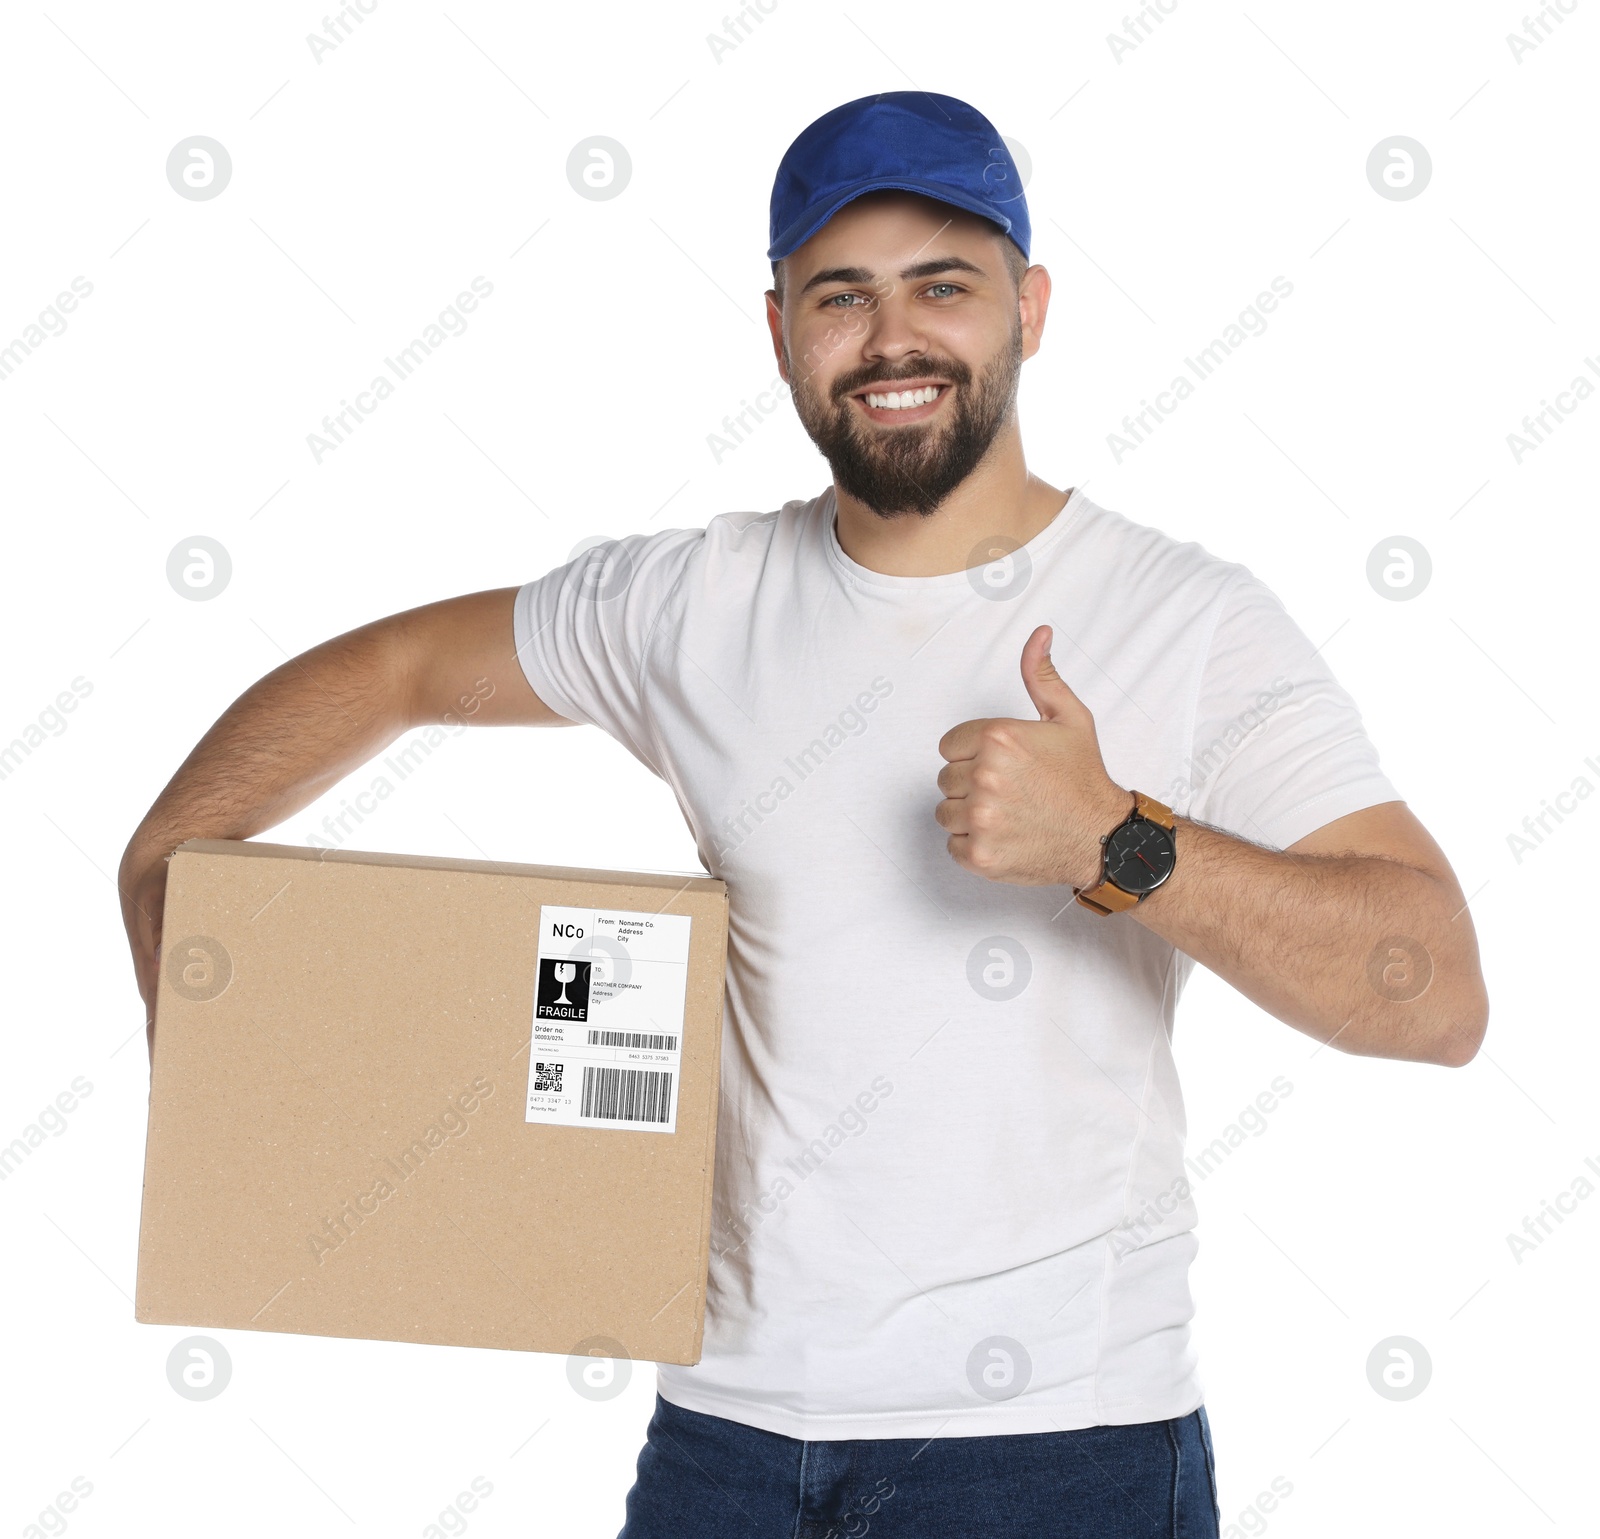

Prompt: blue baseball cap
[{"left": 767, "top": 91, "right": 1030, "bottom": 265}]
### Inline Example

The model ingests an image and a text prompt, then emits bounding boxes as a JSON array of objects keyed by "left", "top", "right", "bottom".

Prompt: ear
[
  {"left": 1017, "top": 261, "right": 1050, "bottom": 364},
  {"left": 765, "top": 281, "right": 788, "bottom": 384}
]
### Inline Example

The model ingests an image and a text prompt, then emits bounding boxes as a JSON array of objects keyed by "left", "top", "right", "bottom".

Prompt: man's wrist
[
  {"left": 1072, "top": 783, "right": 1135, "bottom": 890},
  {"left": 120, "top": 829, "right": 185, "bottom": 882}
]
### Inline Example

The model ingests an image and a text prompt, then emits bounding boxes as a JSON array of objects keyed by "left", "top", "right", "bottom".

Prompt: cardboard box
[{"left": 135, "top": 838, "right": 728, "bottom": 1366}]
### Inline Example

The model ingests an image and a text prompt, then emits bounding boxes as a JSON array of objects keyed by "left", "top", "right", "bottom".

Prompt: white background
[{"left": 1, "top": 1, "right": 1595, "bottom": 1534}]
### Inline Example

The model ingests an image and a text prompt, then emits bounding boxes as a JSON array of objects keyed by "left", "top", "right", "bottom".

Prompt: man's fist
[
  {"left": 935, "top": 624, "right": 1130, "bottom": 887},
  {"left": 118, "top": 843, "right": 172, "bottom": 1067}
]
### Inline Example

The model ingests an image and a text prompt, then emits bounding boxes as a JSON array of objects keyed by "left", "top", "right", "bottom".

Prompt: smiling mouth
[{"left": 849, "top": 381, "right": 951, "bottom": 423}]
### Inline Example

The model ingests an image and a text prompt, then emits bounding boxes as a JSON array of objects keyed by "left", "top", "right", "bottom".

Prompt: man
[{"left": 120, "top": 92, "right": 1488, "bottom": 1538}]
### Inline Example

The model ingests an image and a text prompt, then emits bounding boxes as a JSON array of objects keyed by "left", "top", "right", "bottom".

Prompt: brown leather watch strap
[
  {"left": 1074, "top": 790, "right": 1175, "bottom": 916},
  {"left": 1075, "top": 879, "right": 1142, "bottom": 916}
]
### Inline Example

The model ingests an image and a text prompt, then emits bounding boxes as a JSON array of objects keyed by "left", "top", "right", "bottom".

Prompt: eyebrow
[{"left": 795, "top": 255, "right": 991, "bottom": 298}]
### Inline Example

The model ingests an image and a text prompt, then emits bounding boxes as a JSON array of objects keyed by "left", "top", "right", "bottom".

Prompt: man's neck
[{"left": 830, "top": 427, "right": 1073, "bottom": 578}]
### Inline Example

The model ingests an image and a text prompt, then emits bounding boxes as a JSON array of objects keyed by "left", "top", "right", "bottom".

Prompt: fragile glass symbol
[{"left": 553, "top": 961, "right": 577, "bottom": 1005}]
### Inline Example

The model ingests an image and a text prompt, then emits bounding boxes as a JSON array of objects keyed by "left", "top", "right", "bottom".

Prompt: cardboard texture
[{"left": 135, "top": 838, "right": 729, "bottom": 1366}]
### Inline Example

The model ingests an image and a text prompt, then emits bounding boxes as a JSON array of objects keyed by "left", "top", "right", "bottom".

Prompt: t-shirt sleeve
[
  {"left": 1182, "top": 569, "right": 1402, "bottom": 850},
  {"left": 511, "top": 529, "right": 701, "bottom": 779}
]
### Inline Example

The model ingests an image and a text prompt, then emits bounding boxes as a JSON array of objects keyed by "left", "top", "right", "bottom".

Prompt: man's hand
[
  {"left": 936, "top": 625, "right": 1130, "bottom": 888},
  {"left": 119, "top": 844, "right": 171, "bottom": 1067}
]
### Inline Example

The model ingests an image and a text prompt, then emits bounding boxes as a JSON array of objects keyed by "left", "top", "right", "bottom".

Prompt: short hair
[{"left": 771, "top": 234, "right": 1028, "bottom": 308}]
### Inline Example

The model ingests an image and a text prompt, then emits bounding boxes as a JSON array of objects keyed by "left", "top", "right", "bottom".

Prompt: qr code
[{"left": 534, "top": 1062, "right": 563, "bottom": 1092}]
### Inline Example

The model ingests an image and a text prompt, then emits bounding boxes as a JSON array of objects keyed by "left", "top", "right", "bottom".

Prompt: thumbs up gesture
[{"left": 936, "top": 625, "right": 1131, "bottom": 888}]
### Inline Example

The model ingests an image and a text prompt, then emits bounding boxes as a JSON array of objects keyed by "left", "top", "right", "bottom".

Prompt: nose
[{"left": 858, "top": 291, "right": 931, "bottom": 368}]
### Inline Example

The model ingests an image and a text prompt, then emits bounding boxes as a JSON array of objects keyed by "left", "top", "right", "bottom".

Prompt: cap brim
[{"left": 767, "top": 176, "right": 1021, "bottom": 262}]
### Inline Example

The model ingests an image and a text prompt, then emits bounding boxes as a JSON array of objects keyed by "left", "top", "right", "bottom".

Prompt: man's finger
[
  {"left": 937, "top": 717, "right": 991, "bottom": 763},
  {"left": 1020, "top": 623, "right": 1084, "bottom": 723}
]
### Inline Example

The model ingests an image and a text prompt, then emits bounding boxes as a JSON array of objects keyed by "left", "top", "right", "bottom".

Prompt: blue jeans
[{"left": 619, "top": 1393, "right": 1221, "bottom": 1538}]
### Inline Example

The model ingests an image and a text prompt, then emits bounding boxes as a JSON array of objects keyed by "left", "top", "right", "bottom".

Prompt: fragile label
[{"left": 525, "top": 904, "right": 693, "bottom": 1134}]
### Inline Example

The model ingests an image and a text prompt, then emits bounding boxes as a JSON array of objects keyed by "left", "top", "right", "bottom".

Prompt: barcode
[
  {"left": 586, "top": 1029, "right": 679, "bottom": 1051},
  {"left": 581, "top": 1065, "right": 673, "bottom": 1124}
]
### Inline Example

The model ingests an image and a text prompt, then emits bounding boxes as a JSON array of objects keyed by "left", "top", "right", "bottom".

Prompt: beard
[{"left": 785, "top": 318, "right": 1023, "bottom": 518}]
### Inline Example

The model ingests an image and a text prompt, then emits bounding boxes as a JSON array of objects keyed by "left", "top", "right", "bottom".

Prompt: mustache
[{"left": 830, "top": 362, "right": 971, "bottom": 401}]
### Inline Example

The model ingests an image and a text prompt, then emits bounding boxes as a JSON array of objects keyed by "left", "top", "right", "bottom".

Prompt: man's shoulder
[
  {"left": 540, "top": 494, "right": 822, "bottom": 637},
  {"left": 617, "top": 491, "right": 817, "bottom": 558},
  {"left": 1070, "top": 493, "right": 1252, "bottom": 606},
  {"left": 701, "top": 490, "right": 826, "bottom": 550},
  {"left": 607, "top": 491, "right": 822, "bottom": 588}
]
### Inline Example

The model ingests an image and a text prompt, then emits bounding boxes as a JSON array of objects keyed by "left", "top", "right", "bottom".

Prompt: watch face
[{"left": 1104, "top": 818, "right": 1176, "bottom": 896}]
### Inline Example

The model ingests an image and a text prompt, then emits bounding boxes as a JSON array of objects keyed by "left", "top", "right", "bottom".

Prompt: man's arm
[
  {"left": 118, "top": 587, "right": 568, "bottom": 1061},
  {"left": 935, "top": 625, "right": 1489, "bottom": 1070},
  {"left": 1129, "top": 800, "right": 1489, "bottom": 1068}
]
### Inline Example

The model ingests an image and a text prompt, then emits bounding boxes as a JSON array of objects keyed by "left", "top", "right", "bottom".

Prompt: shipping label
[{"left": 524, "top": 904, "right": 692, "bottom": 1134}]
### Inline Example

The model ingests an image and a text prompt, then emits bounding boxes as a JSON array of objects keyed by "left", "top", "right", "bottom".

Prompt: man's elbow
[{"left": 1430, "top": 992, "right": 1490, "bottom": 1068}]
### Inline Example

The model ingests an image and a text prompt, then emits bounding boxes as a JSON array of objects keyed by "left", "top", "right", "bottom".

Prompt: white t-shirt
[{"left": 513, "top": 484, "right": 1400, "bottom": 1441}]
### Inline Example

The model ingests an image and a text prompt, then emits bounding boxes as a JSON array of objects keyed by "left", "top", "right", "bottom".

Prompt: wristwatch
[{"left": 1073, "top": 790, "right": 1178, "bottom": 915}]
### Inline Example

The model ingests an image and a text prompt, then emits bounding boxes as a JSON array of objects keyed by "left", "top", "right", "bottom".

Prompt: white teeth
[{"left": 864, "top": 386, "right": 940, "bottom": 410}]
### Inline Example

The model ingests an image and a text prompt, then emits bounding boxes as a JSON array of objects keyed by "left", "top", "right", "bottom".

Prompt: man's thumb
[{"left": 1021, "top": 624, "right": 1079, "bottom": 721}]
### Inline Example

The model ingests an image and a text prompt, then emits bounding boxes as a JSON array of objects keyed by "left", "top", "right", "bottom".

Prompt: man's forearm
[
  {"left": 1127, "top": 816, "right": 1487, "bottom": 1066},
  {"left": 120, "top": 624, "right": 411, "bottom": 870}
]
